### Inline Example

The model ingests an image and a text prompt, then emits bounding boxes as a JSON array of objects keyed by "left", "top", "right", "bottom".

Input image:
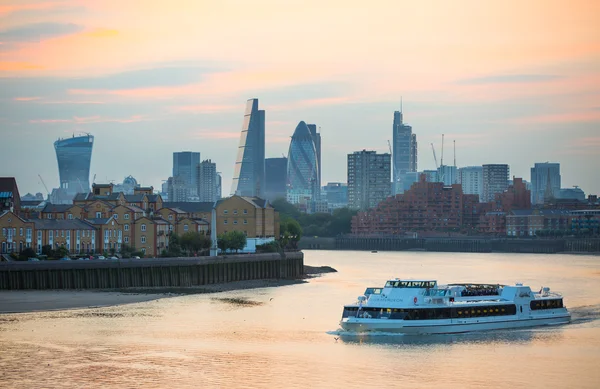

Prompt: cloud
[
  {"left": 170, "top": 104, "right": 241, "bottom": 114},
  {"left": 190, "top": 131, "right": 240, "bottom": 140},
  {"left": 29, "top": 115, "right": 148, "bottom": 124},
  {"left": 510, "top": 111, "right": 600, "bottom": 124},
  {"left": 0, "top": 2, "right": 76, "bottom": 18},
  {"left": 456, "top": 74, "right": 563, "bottom": 85},
  {"left": 0, "top": 61, "right": 44, "bottom": 71},
  {"left": 0, "top": 22, "right": 83, "bottom": 43},
  {"left": 13, "top": 96, "right": 40, "bottom": 101}
]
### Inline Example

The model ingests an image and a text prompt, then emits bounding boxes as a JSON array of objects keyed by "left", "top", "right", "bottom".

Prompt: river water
[{"left": 1, "top": 251, "right": 599, "bottom": 388}]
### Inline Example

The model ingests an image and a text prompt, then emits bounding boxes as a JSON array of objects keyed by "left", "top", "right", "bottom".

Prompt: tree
[
  {"left": 227, "top": 231, "right": 247, "bottom": 253},
  {"left": 19, "top": 247, "right": 37, "bottom": 261},
  {"left": 54, "top": 246, "right": 69, "bottom": 259},
  {"left": 217, "top": 233, "right": 229, "bottom": 253},
  {"left": 42, "top": 245, "right": 52, "bottom": 257},
  {"left": 167, "top": 232, "right": 183, "bottom": 256},
  {"left": 180, "top": 231, "right": 211, "bottom": 255}
]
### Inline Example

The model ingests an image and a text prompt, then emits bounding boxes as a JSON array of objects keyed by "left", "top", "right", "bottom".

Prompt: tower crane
[
  {"left": 430, "top": 143, "right": 439, "bottom": 170},
  {"left": 38, "top": 174, "right": 50, "bottom": 196}
]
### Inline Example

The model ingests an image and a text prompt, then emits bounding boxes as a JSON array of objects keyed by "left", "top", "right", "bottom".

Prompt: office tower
[
  {"left": 392, "top": 107, "right": 417, "bottom": 195},
  {"left": 231, "top": 98, "right": 265, "bottom": 197},
  {"left": 286, "top": 122, "right": 319, "bottom": 204},
  {"left": 347, "top": 150, "right": 391, "bottom": 210},
  {"left": 421, "top": 170, "right": 438, "bottom": 182},
  {"left": 167, "top": 176, "right": 190, "bottom": 203},
  {"left": 307, "top": 124, "right": 322, "bottom": 194},
  {"left": 173, "top": 152, "right": 200, "bottom": 187},
  {"left": 196, "top": 159, "right": 218, "bottom": 202},
  {"left": 54, "top": 134, "right": 94, "bottom": 195},
  {"left": 437, "top": 165, "right": 458, "bottom": 186},
  {"left": 482, "top": 164, "right": 509, "bottom": 202},
  {"left": 458, "top": 166, "right": 484, "bottom": 200},
  {"left": 264, "top": 157, "right": 288, "bottom": 201},
  {"left": 530, "top": 162, "right": 561, "bottom": 205},
  {"left": 322, "top": 182, "right": 348, "bottom": 208},
  {"left": 216, "top": 173, "right": 222, "bottom": 200}
]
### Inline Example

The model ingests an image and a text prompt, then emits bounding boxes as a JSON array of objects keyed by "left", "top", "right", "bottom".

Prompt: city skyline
[{"left": 0, "top": 1, "right": 598, "bottom": 196}]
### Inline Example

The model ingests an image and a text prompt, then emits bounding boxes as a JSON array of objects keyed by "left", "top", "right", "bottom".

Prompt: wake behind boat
[{"left": 340, "top": 279, "right": 571, "bottom": 334}]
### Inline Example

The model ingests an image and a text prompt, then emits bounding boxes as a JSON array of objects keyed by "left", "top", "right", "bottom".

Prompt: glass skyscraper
[
  {"left": 54, "top": 134, "right": 94, "bottom": 195},
  {"left": 231, "top": 98, "right": 265, "bottom": 197},
  {"left": 173, "top": 151, "right": 200, "bottom": 187},
  {"left": 530, "top": 162, "right": 561, "bottom": 205},
  {"left": 286, "top": 121, "right": 319, "bottom": 204},
  {"left": 264, "top": 157, "right": 288, "bottom": 201},
  {"left": 392, "top": 108, "right": 417, "bottom": 195}
]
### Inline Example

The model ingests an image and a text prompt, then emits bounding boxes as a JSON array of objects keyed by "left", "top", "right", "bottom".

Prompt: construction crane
[
  {"left": 38, "top": 174, "right": 50, "bottom": 196},
  {"left": 430, "top": 143, "right": 439, "bottom": 170},
  {"left": 92, "top": 174, "right": 96, "bottom": 185}
]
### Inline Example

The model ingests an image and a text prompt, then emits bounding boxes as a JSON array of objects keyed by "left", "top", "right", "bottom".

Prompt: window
[
  {"left": 141, "top": 224, "right": 147, "bottom": 231},
  {"left": 141, "top": 236, "right": 146, "bottom": 243},
  {"left": 141, "top": 248, "right": 146, "bottom": 254},
  {"left": 68, "top": 214, "right": 73, "bottom": 220},
  {"left": 19, "top": 228, "right": 23, "bottom": 236},
  {"left": 233, "top": 220, "right": 238, "bottom": 225},
  {"left": 233, "top": 209, "right": 238, "bottom": 214},
  {"left": 49, "top": 230, "right": 53, "bottom": 239},
  {"left": 27, "top": 228, "right": 32, "bottom": 240},
  {"left": 1, "top": 228, "right": 5, "bottom": 236},
  {"left": 114, "top": 214, "right": 118, "bottom": 219},
  {"left": 61, "top": 230, "right": 65, "bottom": 237},
  {"left": 243, "top": 219, "right": 248, "bottom": 224},
  {"left": 168, "top": 214, "right": 173, "bottom": 220},
  {"left": 124, "top": 224, "right": 129, "bottom": 231},
  {"left": 224, "top": 219, "right": 228, "bottom": 224},
  {"left": 223, "top": 209, "right": 228, "bottom": 214},
  {"left": 47, "top": 214, "right": 52, "bottom": 219},
  {"left": 243, "top": 209, "right": 248, "bottom": 214},
  {"left": 124, "top": 214, "right": 130, "bottom": 220},
  {"left": 124, "top": 236, "right": 129, "bottom": 243},
  {"left": 184, "top": 225, "right": 189, "bottom": 232},
  {"left": 96, "top": 212, "right": 102, "bottom": 218}
]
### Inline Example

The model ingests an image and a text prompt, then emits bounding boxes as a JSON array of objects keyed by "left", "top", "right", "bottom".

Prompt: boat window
[
  {"left": 385, "top": 281, "right": 436, "bottom": 288},
  {"left": 530, "top": 299, "right": 563, "bottom": 311}
]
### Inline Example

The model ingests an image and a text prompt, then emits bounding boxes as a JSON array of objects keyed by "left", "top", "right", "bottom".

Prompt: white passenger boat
[{"left": 340, "top": 279, "right": 571, "bottom": 334}]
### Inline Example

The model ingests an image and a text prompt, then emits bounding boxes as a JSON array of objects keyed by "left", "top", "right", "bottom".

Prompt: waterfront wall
[
  {"left": 300, "top": 236, "right": 600, "bottom": 254},
  {"left": 0, "top": 252, "right": 304, "bottom": 290}
]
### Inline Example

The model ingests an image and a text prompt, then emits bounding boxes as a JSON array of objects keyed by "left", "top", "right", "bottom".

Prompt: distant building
[
  {"left": 322, "top": 182, "right": 348, "bottom": 208},
  {"left": 264, "top": 157, "right": 287, "bottom": 201},
  {"left": 231, "top": 98, "right": 265, "bottom": 197},
  {"left": 351, "top": 177, "right": 479, "bottom": 235},
  {"left": 112, "top": 175, "right": 140, "bottom": 195},
  {"left": 21, "top": 193, "right": 44, "bottom": 201},
  {"left": 54, "top": 134, "right": 94, "bottom": 196},
  {"left": 530, "top": 162, "right": 561, "bottom": 205},
  {"left": 0, "top": 177, "right": 21, "bottom": 216},
  {"left": 437, "top": 165, "right": 458, "bottom": 186},
  {"left": 286, "top": 121, "right": 319, "bottom": 204},
  {"left": 307, "top": 124, "right": 322, "bottom": 194},
  {"left": 458, "top": 166, "right": 483, "bottom": 200},
  {"left": 482, "top": 164, "right": 509, "bottom": 203},
  {"left": 216, "top": 173, "right": 222, "bottom": 200},
  {"left": 348, "top": 150, "right": 391, "bottom": 210},
  {"left": 392, "top": 108, "right": 417, "bottom": 194},
  {"left": 173, "top": 151, "right": 200, "bottom": 199},
  {"left": 556, "top": 187, "right": 585, "bottom": 201},
  {"left": 167, "top": 176, "right": 190, "bottom": 203},
  {"left": 196, "top": 159, "right": 218, "bottom": 202},
  {"left": 421, "top": 170, "right": 438, "bottom": 183}
]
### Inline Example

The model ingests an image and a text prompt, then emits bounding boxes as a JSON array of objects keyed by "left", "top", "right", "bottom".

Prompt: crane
[
  {"left": 38, "top": 174, "right": 50, "bottom": 196},
  {"left": 92, "top": 174, "right": 96, "bottom": 185},
  {"left": 430, "top": 143, "right": 438, "bottom": 170}
]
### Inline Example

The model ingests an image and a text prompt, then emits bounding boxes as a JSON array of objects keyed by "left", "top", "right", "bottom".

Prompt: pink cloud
[
  {"left": 29, "top": 115, "right": 147, "bottom": 124},
  {"left": 0, "top": 1, "right": 70, "bottom": 16},
  {"left": 13, "top": 97, "right": 41, "bottom": 101},
  {"left": 511, "top": 110, "right": 600, "bottom": 124},
  {"left": 170, "top": 104, "right": 241, "bottom": 114}
]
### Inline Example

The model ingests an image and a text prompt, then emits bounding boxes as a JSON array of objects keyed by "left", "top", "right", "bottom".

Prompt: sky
[{"left": 0, "top": 0, "right": 599, "bottom": 197}]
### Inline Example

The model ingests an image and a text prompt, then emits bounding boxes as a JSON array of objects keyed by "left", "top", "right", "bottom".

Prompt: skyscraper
[
  {"left": 54, "top": 134, "right": 94, "bottom": 196},
  {"left": 173, "top": 152, "right": 200, "bottom": 188},
  {"left": 286, "top": 121, "right": 319, "bottom": 204},
  {"left": 196, "top": 159, "right": 218, "bottom": 202},
  {"left": 264, "top": 157, "right": 288, "bottom": 201},
  {"left": 392, "top": 107, "right": 417, "bottom": 195},
  {"left": 307, "top": 124, "right": 322, "bottom": 194},
  {"left": 347, "top": 150, "right": 391, "bottom": 210},
  {"left": 530, "top": 162, "right": 561, "bottom": 205},
  {"left": 231, "top": 98, "right": 265, "bottom": 197},
  {"left": 482, "top": 164, "right": 509, "bottom": 202}
]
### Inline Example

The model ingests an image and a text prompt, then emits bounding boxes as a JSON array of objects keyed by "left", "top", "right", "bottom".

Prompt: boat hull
[{"left": 340, "top": 313, "right": 571, "bottom": 334}]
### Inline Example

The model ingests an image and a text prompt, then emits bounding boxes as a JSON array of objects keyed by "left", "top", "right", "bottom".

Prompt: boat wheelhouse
[{"left": 340, "top": 278, "right": 570, "bottom": 334}]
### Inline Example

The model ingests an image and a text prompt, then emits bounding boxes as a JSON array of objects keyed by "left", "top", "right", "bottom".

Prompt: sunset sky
[{"left": 1, "top": 0, "right": 599, "bottom": 196}]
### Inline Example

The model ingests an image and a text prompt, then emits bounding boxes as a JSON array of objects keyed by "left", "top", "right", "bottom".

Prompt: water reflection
[{"left": 332, "top": 327, "right": 563, "bottom": 347}]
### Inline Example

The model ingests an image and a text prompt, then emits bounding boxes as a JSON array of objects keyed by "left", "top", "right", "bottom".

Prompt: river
[{"left": 1, "top": 251, "right": 599, "bottom": 388}]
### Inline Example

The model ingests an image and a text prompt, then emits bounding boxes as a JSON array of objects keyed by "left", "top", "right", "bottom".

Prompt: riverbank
[{"left": 0, "top": 264, "right": 337, "bottom": 314}]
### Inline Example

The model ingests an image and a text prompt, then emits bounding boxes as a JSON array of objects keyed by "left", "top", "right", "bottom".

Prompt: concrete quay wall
[{"left": 0, "top": 252, "right": 304, "bottom": 290}]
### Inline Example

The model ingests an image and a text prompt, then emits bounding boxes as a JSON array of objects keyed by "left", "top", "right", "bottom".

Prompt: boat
[{"left": 339, "top": 279, "right": 571, "bottom": 334}]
